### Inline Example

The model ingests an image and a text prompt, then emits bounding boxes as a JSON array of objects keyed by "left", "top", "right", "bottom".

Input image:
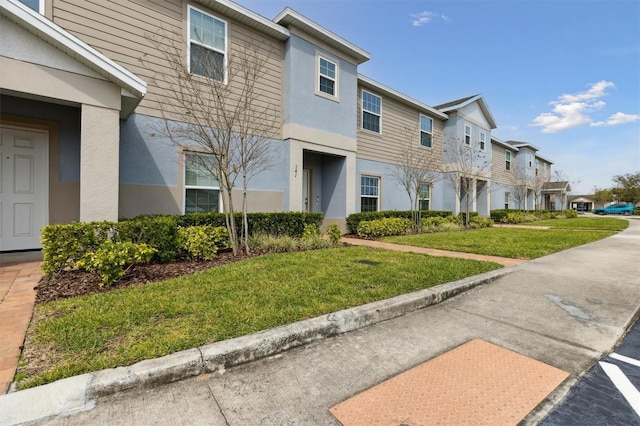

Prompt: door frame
[
  {"left": 302, "top": 168, "right": 312, "bottom": 212},
  {"left": 0, "top": 125, "right": 49, "bottom": 251}
]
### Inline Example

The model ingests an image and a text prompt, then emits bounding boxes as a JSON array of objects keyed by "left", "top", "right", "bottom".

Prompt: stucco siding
[
  {"left": 283, "top": 34, "right": 358, "bottom": 141},
  {"left": 356, "top": 87, "right": 445, "bottom": 166}
]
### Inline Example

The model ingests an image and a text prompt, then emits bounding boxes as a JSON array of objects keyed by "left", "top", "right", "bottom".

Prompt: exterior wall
[
  {"left": 283, "top": 33, "right": 358, "bottom": 143},
  {"left": 491, "top": 143, "right": 516, "bottom": 186},
  {"left": 118, "top": 113, "right": 289, "bottom": 218},
  {"left": 355, "top": 157, "right": 446, "bottom": 213},
  {"left": 356, "top": 86, "right": 445, "bottom": 167},
  {"left": 52, "top": 0, "right": 284, "bottom": 133},
  {"left": 514, "top": 147, "right": 537, "bottom": 180},
  {"left": 1, "top": 96, "right": 81, "bottom": 224}
]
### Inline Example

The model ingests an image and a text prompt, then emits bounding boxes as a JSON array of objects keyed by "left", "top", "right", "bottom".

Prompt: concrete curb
[{"left": 0, "top": 267, "right": 512, "bottom": 425}]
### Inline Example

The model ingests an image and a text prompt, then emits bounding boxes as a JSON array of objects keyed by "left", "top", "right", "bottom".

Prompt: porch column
[{"left": 80, "top": 104, "right": 120, "bottom": 222}]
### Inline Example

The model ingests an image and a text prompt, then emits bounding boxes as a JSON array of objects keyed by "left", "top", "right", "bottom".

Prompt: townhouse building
[{"left": 0, "top": 0, "right": 567, "bottom": 251}]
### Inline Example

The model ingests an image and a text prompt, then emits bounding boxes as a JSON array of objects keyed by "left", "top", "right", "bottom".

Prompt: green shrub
[
  {"left": 41, "top": 222, "right": 113, "bottom": 277},
  {"left": 346, "top": 210, "right": 451, "bottom": 234},
  {"left": 76, "top": 241, "right": 156, "bottom": 286},
  {"left": 299, "top": 235, "right": 332, "bottom": 251},
  {"left": 302, "top": 223, "right": 321, "bottom": 239},
  {"left": 178, "top": 225, "right": 229, "bottom": 261},
  {"left": 326, "top": 223, "right": 342, "bottom": 246},
  {"left": 420, "top": 216, "right": 464, "bottom": 233},
  {"left": 249, "top": 234, "right": 298, "bottom": 253},
  {"left": 504, "top": 212, "right": 524, "bottom": 224},
  {"left": 115, "top": 215, "right": 179, "bottom": 263},
  {"left": 469, "top": 216, "right": 494, "bottom": 229},
  {"left": 357, "top": 218, "right": 412, "bottom": 238},
  {"left": 521, "top": 213, "right": 538, "bottom": 223}
]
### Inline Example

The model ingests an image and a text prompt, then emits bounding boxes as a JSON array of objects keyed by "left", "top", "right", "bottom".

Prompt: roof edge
[
  {"left": 275, "top": 7, "right": 370, "bottom": 64},
  {"left": 1, "top": 0, "right": 146, "bottom": 100},
  {"left": 358, "top": 74, "right": 448, "bottom": 120}
]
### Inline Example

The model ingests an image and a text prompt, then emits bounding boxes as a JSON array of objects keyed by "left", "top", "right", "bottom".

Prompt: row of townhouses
[{"left": 0, "top": 0, "right": 569, "bottom": 251}]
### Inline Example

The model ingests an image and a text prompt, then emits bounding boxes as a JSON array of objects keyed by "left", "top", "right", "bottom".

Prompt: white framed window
[
  {"left": 360, "top": 175, "right": 380, "bottom": 212},
  {"left": 188, "top": 5, "right": 227, "bottom": 82},
  {"left": 418, "top": 182, "right": 431, "bottom": 210},
  {"left": 505, "top": 151, "right": 511, "bottom": 170},
  {"left": 420, "top": 115, "right": 433, "bottom": 148},
  {"left": 362, "top": 90, "right": 381, "bottom": 133},
  {"left": 504, "top": 192, "right": 510, "bottom": 209},
  {"left": 317, "top": 55, "right": 337, "bottom": 97},
  {"left": 464, "top": 125, "right": 471, "bottom": 145},
  {"left": 479, "top": 132, "right": 486, "bottom": 151},
  {"left": 19, "top": 0, "right": 44, "bottom": 13},
  {"left": 184, "top": 152, "right": 220, "bottom": 213}
]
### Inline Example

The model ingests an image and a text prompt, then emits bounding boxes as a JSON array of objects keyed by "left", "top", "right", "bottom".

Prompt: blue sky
[{"left": 237, "top": 0, "right": 640, "bottom": 194}]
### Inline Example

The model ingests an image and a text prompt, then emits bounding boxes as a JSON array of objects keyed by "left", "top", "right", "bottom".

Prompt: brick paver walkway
[
  {"left": 341, "top": 237, "right": 526, "bottom": 267},
  {"left": 0, "top": 262, "right": 42, "bottom": 394}
]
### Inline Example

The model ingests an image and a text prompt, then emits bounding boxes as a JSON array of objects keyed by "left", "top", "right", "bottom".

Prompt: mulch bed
[{"left": 35, "top": 250, "right": 259, "bottom": 304}]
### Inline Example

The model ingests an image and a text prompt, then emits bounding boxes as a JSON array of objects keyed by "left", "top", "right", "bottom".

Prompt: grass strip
[
  {"left": 21, "top": 246, "right": 500, "bottom": 388},
  {"left": 382, "top": 227, "right": 617, "bottom": 259}
]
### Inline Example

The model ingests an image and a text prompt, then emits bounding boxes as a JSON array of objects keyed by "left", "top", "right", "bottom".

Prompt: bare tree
[
  {"left": 143, "top": 29, "right": 278, "bottom": 255},
  {"left": 443, "top": 137, "right": 490, "bottom": 226},
  {"left": 390, "top": 128, "right": 442, "bottom": 232},
  {"left": 509, "top": 167, "right": 530, "bottom": 210}
]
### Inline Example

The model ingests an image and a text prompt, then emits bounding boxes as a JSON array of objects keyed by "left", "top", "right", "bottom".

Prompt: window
[
  {"left": 504, "top": 192, "right": 510, "bottom": 209},
  {"left": 318, "top": 56, "right": 337, "bottom": 96},
  {"left": 185, "top": 152, "right": 220, "bottom": 213},
  {"left": 362, "top": 91, "right": 381, "bottom": 133},
  {"left": 420, "top": 115, "right": 433, "bottom": 147},
  {"left": 479, "top": 132, "right": 486, "bottom": 151},
  {"left": 464, "top": 125, "right": 471, "bottom": 145},
  {"left": 418, "top": 182, "right": 431, "bottom": 210},
  {"left": 189, "top": 6, "right": 226, "bottom": 82},
  {"left": 505, "top": 151, "right": 511, "bottom": 170},
  {"left": 360, "top": 175, "right": 380, "bottom": 212},
  {"left": 19, "top": 0, "right": 43, "bottom": 13}
]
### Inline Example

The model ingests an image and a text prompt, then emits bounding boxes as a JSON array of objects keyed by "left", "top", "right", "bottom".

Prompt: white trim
[
  {"left": 275, "top": 7, "right": 370, "bottom": 64},
  {"left": 316, "top": 52, "right": 339, "bottom": 101},
  {"left": 0, "top": 0, "right": 146, "bottom": 98},
  {"left": 358, "top": 74, "right": 448, "bottom": 120},
  {"left": 361, "top": 89, "right": 382, "bottom": 134},
  {"left": 187, "top": 4, "right": 228, "bottom": 84},
  {"left": 360, "top": 174, "right": 380, "bottom": 212},
  {"left": 199, "top": 0, "right": 289, "bottom": 40},
  {"left": 419, "top": 114, "right": 433, "bottom": 148}
]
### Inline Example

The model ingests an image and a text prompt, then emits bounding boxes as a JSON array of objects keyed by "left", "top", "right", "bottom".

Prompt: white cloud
[
  {"left": 592, "top": 112, "right": 640, "bottom": 127},
  {"left": 530, "top": 80, "right": 638, "bottom": 133},
  {"left": 410, "top": 11, "right": 450, "bottom": 26}
]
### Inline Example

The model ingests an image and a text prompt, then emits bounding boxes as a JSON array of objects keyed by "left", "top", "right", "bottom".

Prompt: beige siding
[
  {"left": 356, "top": 87, "right": 444, "bottom": 167},
  {"left": 52, "top": 0, "right": 284, "bottom": 135},
  {"left": 491, "top": 143, "right": 515, "bottom": 185}
]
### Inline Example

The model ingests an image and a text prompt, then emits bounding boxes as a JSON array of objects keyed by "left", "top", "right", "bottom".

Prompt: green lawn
[
  {"left": 20, "top": 246, "right": 500, "bottom": 388},
  {"left": 520, "top": 217, "right": 629, "bottom": 230},
  {"left": 382, "top": 226, "right": 619, "bottom": 259}
]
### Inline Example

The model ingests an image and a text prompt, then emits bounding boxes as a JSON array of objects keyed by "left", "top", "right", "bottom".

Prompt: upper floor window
[
  {"left": 420, "top": 115, "right": 433, "bottom": 148},
  {"left": 362, "top": 91, "right": 381, "bottom": 133},
  {"left": 361, "top": 175, "right": 380, "bottom": 212},
  {"left": 184, "top": 152, "right": 220, "bottom": 213},
  {"left": 418, "top": 182, "right": 431, "bottom": 210},
  {"left": 479, "top": 132, "right": 486, "bottom": 151},
  {"left": 464, "top": 125, "right": 471, "bottom": 145},
  {"left": 189, "top": 6, "right": 227, "bottom": 82},
  {"left": 19, "top": 0, "right": 43, "bottom": 13},
  {"left": 318, "top": 56, "right": 337, "bottom": 97},
  {"left": 505, "top": 151, "right": 511, "bottom": 170}
]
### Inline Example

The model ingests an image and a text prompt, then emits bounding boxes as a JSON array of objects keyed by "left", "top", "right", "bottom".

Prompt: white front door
[{"left": 0, "top": 127, "right": 48, "bottom": 251}]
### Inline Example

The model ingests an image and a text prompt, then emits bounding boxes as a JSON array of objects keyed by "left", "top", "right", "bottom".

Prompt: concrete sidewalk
[{"left": 1, "top": 220, "right": 639, "bottom": 425}]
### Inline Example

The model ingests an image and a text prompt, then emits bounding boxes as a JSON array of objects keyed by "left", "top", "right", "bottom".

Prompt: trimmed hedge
[
  {"left": 41, "top": 212, "right": 325, "bottom": 277},
  {"left": 357, "top": 218, "right": 412, "bottom": 238},
  {"left": 346, "top": 210, "right": 451, "bottom": 234},
  {"left": 490, "top": 209, "right": 578, "bottom": 223}
]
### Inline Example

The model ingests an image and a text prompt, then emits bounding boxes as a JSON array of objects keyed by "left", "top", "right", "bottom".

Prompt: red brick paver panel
[
  {"left": 0, "top": 262, "right": 42, "bottom": 394},
  {"left": 330, "top": 339, "right": 569, "bottom": 426}
]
